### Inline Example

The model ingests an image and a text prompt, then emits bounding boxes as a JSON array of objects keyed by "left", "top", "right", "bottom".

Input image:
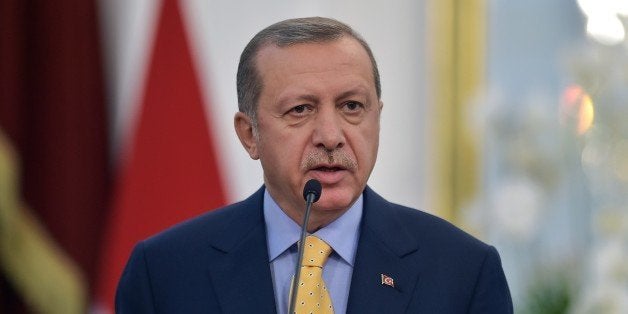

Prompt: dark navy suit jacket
[{"left": 116, "top": 186, "right": 513, "bottom": 313}]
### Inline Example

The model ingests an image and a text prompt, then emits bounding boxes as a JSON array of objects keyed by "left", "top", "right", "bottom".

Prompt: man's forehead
[
  {"left": 255, "top": 37, "right": 372, "bottom": 80},
  {"left": 256, "top": 37, "right": 368, "bottom": 65}
]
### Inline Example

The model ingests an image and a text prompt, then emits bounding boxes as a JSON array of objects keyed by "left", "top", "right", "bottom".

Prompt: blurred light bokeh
[{"left": 468, "top": 0, "right": 628, "bottom": 312}]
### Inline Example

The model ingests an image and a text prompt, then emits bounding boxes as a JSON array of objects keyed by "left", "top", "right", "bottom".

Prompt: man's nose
[{"left": 312, "top": 107, "right": 345, "bottom": 151}]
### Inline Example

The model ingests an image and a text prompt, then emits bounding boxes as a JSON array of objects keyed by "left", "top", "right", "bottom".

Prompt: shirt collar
[{"left": 264, "top": 189, "right": 363, "bottom": 266}]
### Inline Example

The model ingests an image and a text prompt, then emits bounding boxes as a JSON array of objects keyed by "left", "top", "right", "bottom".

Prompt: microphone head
[{"left": 302, "top": 179, "right": 322, "bottom": 203}]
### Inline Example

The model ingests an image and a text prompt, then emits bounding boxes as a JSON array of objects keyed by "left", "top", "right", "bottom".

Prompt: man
[{"left": 116, "top": 17, "right": 513, "bottom": 313}]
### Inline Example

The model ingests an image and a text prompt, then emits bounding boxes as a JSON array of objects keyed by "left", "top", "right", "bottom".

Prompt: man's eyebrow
[
  {"left": 278, "top": 94, "right": 319, "bottom": 105},
  {"left": 335, "top": 87, "right": 369, "bottom": 101},
  {"left": 277, "top": 86, "right": 370, "bottom": 105},
  {"left": 297, "top": 94, "right": 319, "bottom": 103}
]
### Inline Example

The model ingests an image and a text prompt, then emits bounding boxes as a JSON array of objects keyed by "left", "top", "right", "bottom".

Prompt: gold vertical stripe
[
  {"left": 428, "top": 0, "right": 485, "bottom": 222},
  {"left": 0, "top": 130, "right": 87, "bottom": 314},
  {"left": 428, "top": 0, "right": 456, "bottom": 221}
]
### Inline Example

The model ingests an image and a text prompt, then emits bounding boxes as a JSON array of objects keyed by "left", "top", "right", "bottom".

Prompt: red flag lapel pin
[{"left": 381, "top": 274, "right": 395, "bottom": 288}]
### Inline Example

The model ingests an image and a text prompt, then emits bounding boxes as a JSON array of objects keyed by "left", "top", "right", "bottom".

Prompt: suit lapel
[
  {"left": 205, "top": 188, "right": 277, "bottom": 314},
  {"left": 347, "top": 187, "right": 422, "bottom": 313},
  {"left": 201, "top": 186, "right": 423, "bottom": 313}
]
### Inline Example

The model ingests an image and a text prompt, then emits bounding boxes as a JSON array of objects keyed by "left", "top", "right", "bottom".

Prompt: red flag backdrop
[
  {"left": 1, "top": 0, "right": 227, "bottom": 312},
  {"left": 94, "top": 0, "right": 227, "bottom": 311}
]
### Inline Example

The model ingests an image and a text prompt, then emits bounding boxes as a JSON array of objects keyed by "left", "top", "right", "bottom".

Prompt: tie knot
[{"left": 302, "top": 235, "right": 332, "bottom": 267}]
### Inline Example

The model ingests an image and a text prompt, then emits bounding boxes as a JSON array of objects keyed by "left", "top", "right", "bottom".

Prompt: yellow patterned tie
[{"left": 293, "top": 235, "right": 334, "bottom": 314}]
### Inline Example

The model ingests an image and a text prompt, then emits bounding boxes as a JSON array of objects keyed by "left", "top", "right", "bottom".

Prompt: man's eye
[
  {"left": 287, "top": 104, "right": 312, "bottom": 115},
  {"left": 342, "top": 101, "right": 364, "bottom": 112}
]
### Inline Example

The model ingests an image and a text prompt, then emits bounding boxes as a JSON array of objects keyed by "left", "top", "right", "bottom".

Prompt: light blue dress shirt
[{"left": 263, "top": 190, "right": 363, "bottom": 314}]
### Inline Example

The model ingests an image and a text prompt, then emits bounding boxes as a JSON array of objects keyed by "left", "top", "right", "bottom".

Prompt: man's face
[{"left": 236, "top": 36, "right": 382, "bottom": 223}]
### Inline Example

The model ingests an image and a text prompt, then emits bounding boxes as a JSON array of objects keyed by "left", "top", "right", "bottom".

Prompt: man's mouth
[
  {"left": 314, "top": 166, "right": 344, "bottom": 172},
  {"left": 308, "top": 164, "right": 350, "bottom": 184}
]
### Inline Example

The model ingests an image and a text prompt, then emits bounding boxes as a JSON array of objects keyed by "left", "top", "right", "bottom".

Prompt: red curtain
[{"left": 0, "top": 0, "right": 109, "bottom": 312}]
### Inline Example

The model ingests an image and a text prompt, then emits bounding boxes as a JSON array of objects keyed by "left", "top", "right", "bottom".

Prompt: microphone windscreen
[{"left": 302, "top": 179, "right": 322, "bottom": 203}]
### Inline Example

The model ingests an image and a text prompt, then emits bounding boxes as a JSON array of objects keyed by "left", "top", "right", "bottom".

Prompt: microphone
[
  {"left": 302, "top": 178, "right": 322, "bottom": 203},
  {"left": 288, "top": 179, "right": 322, "bottom": 314}
]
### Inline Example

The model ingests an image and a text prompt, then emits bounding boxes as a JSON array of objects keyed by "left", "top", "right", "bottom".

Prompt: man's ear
[{"left": 234, "top": 112, "right": 260, "bottom": 160}]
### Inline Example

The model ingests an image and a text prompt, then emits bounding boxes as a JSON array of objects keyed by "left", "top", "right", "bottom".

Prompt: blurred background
[{"left": 1, "top": 0, "right": 627, "bottom": 313}]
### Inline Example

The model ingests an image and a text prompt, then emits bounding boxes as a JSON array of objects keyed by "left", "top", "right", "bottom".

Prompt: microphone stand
[{"left": 288, "top": 181, "right": 320, "bottom": 314}]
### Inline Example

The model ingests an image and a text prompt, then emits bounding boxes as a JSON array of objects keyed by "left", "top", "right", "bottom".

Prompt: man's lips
[
  {"left": 312, "top": 165, "right": 346, "bottom": 172},
  {"left": 308, "top": 165, "right": 349, "bottom": 184}
]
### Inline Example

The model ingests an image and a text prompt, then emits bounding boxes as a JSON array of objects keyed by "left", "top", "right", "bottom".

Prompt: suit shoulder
[
  {"left": 393, "top": 203, "right": 488, "bottom": 248},
  {"left": 363, "top": 188, "right": 491, "bottom": 254},
  {"left": 140, "top": 190, "right": 264, "bottom": 252}
]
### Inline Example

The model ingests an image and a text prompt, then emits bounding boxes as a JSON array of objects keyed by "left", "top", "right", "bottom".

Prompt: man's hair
[{"left": 236, "top": 17, "right": 381, "bottom": 124}]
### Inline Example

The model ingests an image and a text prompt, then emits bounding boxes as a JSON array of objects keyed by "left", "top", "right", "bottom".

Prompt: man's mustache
[{"left": 301, "top": 149, "right": 357, "bottom": 171}]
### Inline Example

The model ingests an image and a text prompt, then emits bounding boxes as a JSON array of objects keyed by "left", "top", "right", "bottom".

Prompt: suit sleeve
[
  {"left": 115, "top": 242, "right": 157, "bottom": 314},
  {"left": 467, "top": 246, "right": 513, "bottom": 314}
]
